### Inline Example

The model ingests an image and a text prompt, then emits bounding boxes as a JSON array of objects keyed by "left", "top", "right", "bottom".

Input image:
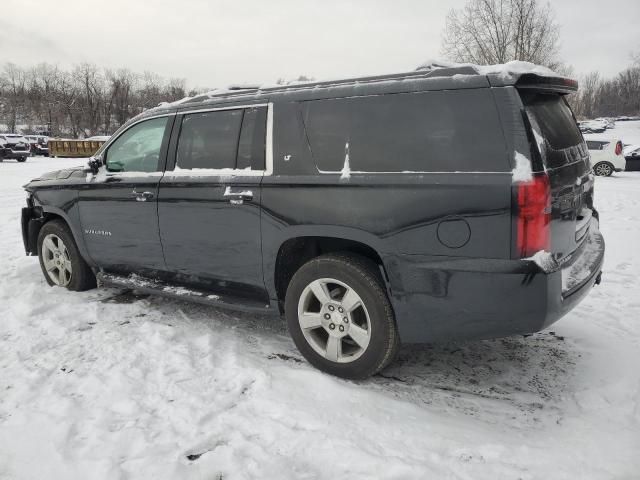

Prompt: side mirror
[{"left": 87, "top": 155, "right": 103, "bottom": 174}]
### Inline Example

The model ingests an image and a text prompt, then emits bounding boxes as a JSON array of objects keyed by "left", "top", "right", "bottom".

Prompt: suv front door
[{"left": 78, "top": 114, "right": 174, "bottom": 272}]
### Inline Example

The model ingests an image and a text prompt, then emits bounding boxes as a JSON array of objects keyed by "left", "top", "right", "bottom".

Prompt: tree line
[
  {"left": 568, "top": 57, "right": 640, "bottom": 119},
  {"left": 2, "top": 0, "right": 639, "bottom": 137},
  {"left": 0, "top": 62, "right": 192, "bottom": 137},
  {"left": 0, "top": 62, "right": 316, "bottom": 138}
]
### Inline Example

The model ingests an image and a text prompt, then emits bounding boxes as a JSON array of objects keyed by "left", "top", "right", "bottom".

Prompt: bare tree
[
  {"left": 164, "top": 78, "right": 187, "bottom": 102},
  {"left": 0, "top": 63, "right": 27, "bottom": 132},
  {"left": 72, "top": 63, "right": 105, "bottom": 136},
  {"left": 441, "top": 0, "right": 561, "bottom": 68},
  {"left": 106, "top": 68, "right": 138, "bottom": 131}
]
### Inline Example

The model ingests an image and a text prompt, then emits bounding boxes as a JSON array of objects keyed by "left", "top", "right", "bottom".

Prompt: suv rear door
[{"left": 157, "top": 104, "right": 269, "bottom": 300}]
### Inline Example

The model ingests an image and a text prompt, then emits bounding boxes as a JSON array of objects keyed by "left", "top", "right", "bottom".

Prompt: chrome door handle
[
  {"left": 131, "top": 190, "right": 154, "bottom": 202},
  {"left": 223, "top": 186, "right": 253, "bottom": 204}
]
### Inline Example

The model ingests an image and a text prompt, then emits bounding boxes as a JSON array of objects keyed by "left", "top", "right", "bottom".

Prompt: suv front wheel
[
  {"left": 37, "top": 220, "right": 96, "bottom": 291},
  {"left": 285, "top": 254, "right": 399, "bottom": 379}
]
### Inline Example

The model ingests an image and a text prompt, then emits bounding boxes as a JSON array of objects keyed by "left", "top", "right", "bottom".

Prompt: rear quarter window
[
  {"left": 522, "top": 93, "right": 583, "bottom": 151},
  {"left": 301, "top": 89, "right": 508, "bottom": 173},
  {"left": 586, "top": 141, "right": 606, "bottom": 151}
]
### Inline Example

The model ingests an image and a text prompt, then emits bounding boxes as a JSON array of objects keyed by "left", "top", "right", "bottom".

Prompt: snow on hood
[{"left": 416, "top": 59, "right": 559, "bottom": 79}]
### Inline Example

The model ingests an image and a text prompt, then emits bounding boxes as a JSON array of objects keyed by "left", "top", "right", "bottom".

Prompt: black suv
[
  {"left": 21, "top": 66, "right": 605, "bottom": 379},
  {"left": 0, "top": 134, "right": 31, "bottom": 162}
]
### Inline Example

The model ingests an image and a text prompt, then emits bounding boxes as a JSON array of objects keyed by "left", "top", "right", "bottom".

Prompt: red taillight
[
  {"left": 516, "top": 173, "right": 551, "bottom": 257},
  {"left": 615, "top": 141, "right": 622, "bottom": 156}
]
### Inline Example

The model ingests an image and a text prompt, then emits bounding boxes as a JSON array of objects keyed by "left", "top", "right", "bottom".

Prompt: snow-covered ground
[{"left": 1, "top": 125, "right": 640, "bottom": 479}]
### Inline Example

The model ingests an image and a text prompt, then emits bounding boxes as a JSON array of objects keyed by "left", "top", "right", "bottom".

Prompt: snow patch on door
[
  {"left": 340, "top": 142, "right": 351, "bottom": 180},
  {"left": 512, "top": 151, "right": 533, "bottom": 182}
]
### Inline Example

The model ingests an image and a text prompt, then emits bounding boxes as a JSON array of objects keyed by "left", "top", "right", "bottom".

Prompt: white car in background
[{"left": 585, "top": 138, "right": 626, "bottom": 176}]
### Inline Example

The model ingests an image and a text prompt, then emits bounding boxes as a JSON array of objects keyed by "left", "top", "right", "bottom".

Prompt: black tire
[
  {"left": 593, "top": 162, "right": 613, "bottom": 177},
  {"left": 285, "top": 253, "right": 399, "bottom": 380},
  {"left": 17, "top": 157, "right": 27, "bottom": 163},
  {"left": 37, "top": 219, "right": 96, "bottom": 291}
]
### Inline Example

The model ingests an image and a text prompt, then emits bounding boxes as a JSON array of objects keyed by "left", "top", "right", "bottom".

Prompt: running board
[{"left": 96, "top": 272, "right": 275, "bottom": 314}]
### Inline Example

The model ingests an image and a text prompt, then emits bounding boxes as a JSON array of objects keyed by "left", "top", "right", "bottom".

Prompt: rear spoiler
[{"left": 489, "top": 73, "right": 579, "bottom": 95}]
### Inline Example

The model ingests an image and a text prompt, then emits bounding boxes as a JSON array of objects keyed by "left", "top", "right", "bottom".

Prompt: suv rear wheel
[
  {"left": 285, "top": 254, "right": 399, "bottom": 379},
  {"left": 17, "top": 157, "right": 27, "bottom": 163},
  {"left": 37, "top": 220, "right": 96, "bottom": 291}
]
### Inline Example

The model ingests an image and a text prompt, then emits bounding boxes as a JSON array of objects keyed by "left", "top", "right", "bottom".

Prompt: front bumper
[
  {"left": 3, "top": 149, "right": 30, "bottom": 159},
  {"left": 386, "top": 224, "right": 605, "bottom": 343},
  {"left": 21, "top": 206, "right": 44, "bottom": 256}
]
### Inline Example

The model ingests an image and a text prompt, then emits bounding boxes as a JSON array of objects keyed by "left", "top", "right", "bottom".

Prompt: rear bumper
[{"left": 386, "top": 224, "right": 605, "bottom": 343}]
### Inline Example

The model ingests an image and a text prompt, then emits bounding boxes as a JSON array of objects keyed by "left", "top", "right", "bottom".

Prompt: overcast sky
[{"left": 1, "top": 0, "right": 638, "bottom": 88}]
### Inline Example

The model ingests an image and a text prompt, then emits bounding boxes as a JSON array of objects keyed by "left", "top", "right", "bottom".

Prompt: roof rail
[
  {"left": 227, "top": 84, "right": 261, "bottom": 91},
  {"left": 166, "top": 66, "right": 487, "bottom": 107}
]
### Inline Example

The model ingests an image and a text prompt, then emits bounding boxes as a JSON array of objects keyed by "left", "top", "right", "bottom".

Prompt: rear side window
[
  {"left": 176, "top": 109, "right": 243, "bottom": 170},
  {"left": 301, "top": 89, "right": 507, "bottom": 173},
  {"left": 522, "top": 93, "right": 583, "bottom": 151}
]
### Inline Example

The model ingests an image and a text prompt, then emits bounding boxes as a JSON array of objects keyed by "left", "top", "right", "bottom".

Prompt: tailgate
[{"left": 521, "top": 92, "right": 594, "bottom": 261}]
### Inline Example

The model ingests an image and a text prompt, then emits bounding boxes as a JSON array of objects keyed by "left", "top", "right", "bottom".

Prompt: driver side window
[{"left": 105, "top": 117, "right": 169, "bottom": 172}]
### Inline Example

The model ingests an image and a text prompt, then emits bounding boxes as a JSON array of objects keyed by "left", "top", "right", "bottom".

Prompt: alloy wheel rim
[
  {"left": 297, "top": 278, "right": 372, "bottom": 363},
  {"left": 42, "top": 234, "right": 72, "bottom": 286},
  {"left": 595, "top": 164, "right": 611, "bottom": 176}
]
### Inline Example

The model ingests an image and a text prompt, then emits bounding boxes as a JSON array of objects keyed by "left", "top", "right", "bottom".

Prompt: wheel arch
[
  {"left": 272, "top": 234, "right": 390, "bottom": 313},
  {"left": 27, "top": 206, "right": 94, "bottom": 266}
]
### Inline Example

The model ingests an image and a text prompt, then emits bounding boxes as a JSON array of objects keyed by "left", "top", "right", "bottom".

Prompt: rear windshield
[{"left": 522, "top": 93, "right": 583, "bottom": 150}]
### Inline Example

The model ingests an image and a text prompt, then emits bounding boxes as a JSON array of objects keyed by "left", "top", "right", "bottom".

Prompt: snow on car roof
[
  {"left": 416, "top": 59, "right": 559, "bottom": 79},
  {"left": 623, "top": 144, "right": 640, "bottom": 154}
]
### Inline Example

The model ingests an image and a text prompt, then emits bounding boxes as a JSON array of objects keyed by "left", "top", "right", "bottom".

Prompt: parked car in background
[
  {"left": 26, "top": 136, "right": 49, "bottom": 156},
  {"left": 21, "top": 66, "right": 605, "bottom": 379},
  {"left": 579, "top": 120, "right": 607, "bottom": 134},
  {"left": 0, "top": 137, "right": 7, "bottom": 159},
  {"left": 624, "top": 144, "right": 640, "bottom": 171},
  {"left": 0, "top": 134, "right": 31, "bottom": 162},
  {"left": 585, "top": 139, "right": 626, "bottom": 176},
  {"left": 596, "top": 118, "right": 615, "bottom": 129}
]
